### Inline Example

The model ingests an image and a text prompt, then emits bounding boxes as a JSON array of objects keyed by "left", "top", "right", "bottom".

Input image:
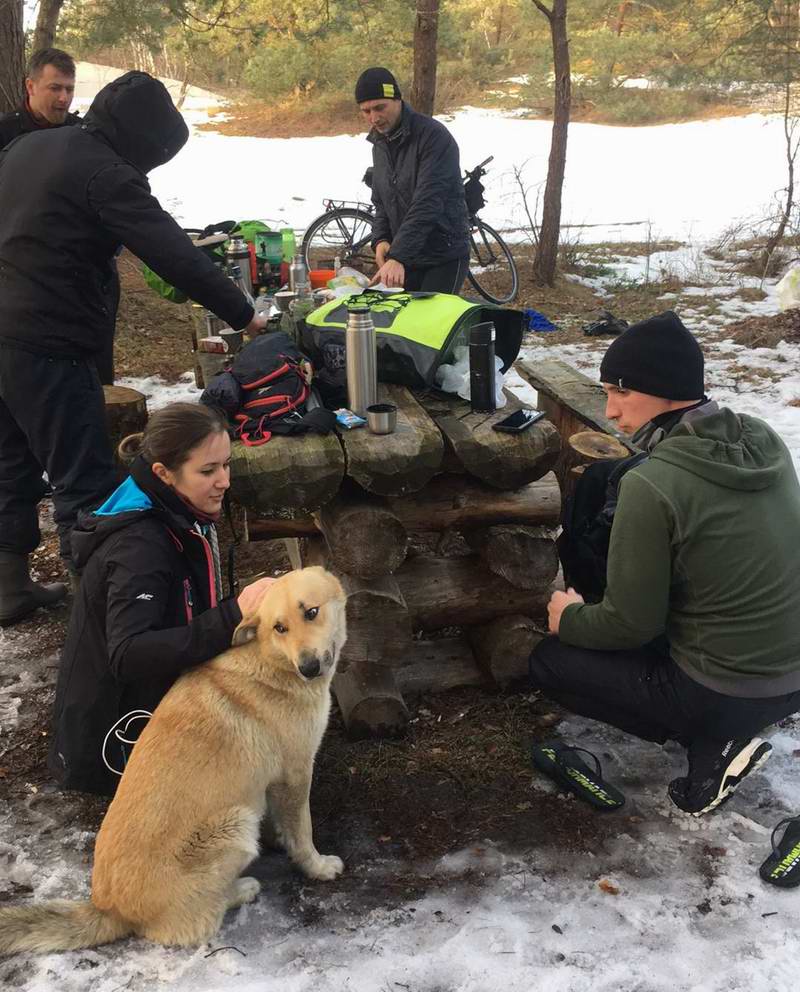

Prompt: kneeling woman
[{"left": 49, "top": 402, "right": 274, "bottom": 796}]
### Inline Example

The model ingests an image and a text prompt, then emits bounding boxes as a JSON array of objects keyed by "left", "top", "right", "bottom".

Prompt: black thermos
[{"left": 469, "top": 321, "right": 496, "bottom": 413}]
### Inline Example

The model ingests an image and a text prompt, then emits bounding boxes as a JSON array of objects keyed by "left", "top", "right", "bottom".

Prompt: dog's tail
[{"left": 0, "top": 900, "right": 132, "bottom": 955}]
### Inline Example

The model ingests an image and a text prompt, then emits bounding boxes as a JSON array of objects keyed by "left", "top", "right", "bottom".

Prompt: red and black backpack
[{"left": 200, "top": 332, "right": 313, "bottom": 446}]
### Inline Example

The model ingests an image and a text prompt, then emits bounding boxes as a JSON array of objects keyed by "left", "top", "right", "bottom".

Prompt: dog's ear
[{"left": 232, "top": 614, "right": 260, "bottom": 647}]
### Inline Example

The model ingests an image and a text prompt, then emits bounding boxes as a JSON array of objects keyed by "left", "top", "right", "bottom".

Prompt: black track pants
[
  {"left": 0, "top": 344, "right": 119, "bottom": 560},
  {"left": 529, "top": 635, "right": 800, "bottom": 747}
]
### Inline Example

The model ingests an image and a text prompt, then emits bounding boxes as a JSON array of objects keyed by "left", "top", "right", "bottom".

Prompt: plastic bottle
[{"left": 254, "top": 287, "right": 272, "bottom": 315}]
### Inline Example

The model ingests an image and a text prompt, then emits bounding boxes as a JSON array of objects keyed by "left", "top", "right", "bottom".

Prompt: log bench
[{"left": 231, "top": 383, "right": 561, "bottom": 738}]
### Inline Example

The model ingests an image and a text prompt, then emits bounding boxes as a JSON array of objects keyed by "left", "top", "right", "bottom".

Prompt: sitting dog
[{"left": 0, "top": 566, "right": 347, "bottom": 953}]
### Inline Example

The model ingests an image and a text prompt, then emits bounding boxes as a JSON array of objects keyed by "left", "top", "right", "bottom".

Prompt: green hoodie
[{"left": 559, "top": 408, "right": 800, "bottom": 698}]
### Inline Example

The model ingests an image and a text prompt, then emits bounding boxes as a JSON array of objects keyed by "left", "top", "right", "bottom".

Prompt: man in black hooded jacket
[{"left": 0, "top": 70, "right": 265, "bottom": 626}]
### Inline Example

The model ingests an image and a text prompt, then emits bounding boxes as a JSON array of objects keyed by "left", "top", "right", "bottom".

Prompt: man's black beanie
[
  {"left": 599, "top": 311, "right": 704, "bottom": 400},
  {"left": 355, "top": 67, "right": 401, "bottom": 104}
]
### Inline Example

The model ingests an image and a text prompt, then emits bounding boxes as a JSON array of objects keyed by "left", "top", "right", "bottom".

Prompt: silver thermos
[
  {"left": 289, "top": 253, "right": 311, "bottom": 297},
  {"left": 345, "top": 305, "right": 377, "bottom": 417},
  {"left": 225, "top": 236, "right": 253, "bottom": 296}
]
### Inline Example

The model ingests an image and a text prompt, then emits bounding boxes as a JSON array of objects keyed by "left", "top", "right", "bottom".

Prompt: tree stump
[
  {"left": 396, "top": 553, "right": 551, "bottom": 631},
  {"left": 465, "top": 524, "right": 559, "bottom": 591},
  {"left": 560, "top": 429, "right": 630, "bottom": 504},
  {"left": 317, "top": 489, "right": 408, "bottom": 578},
  {"left": 468, "top": 615, "right": 545, "bottom": 688},
  {"left": 103, "top": 385, "right": 147, "bottom": 459}
]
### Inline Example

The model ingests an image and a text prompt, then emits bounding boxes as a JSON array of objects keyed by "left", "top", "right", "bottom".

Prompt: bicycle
[{"left": 301, "top": 155, "right": 519, "bottom": 306}]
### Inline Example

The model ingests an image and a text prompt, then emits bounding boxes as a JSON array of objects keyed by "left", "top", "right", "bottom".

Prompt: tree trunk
[
  {"left": 410, "top": 0, "right": 441, "bottom": 116},
  {"left": 0, "top": 0, "right": 25, "bottom": 115},
  {"left": 761, "top": 82, "right": 798, "bottom": 275},
  {"left": 600, "top": 0, "right": 630, "bottom": 88},
  {"left": 532, "top": 0, "right": 571, "bottom": 286},
  {"left": 32, "top": 0, "right": 66, "bottom": 52}
]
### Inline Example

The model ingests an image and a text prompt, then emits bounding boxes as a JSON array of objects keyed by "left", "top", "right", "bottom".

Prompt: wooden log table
[{"left": 230, "top": 382, "right": 563, "bottom": 738}]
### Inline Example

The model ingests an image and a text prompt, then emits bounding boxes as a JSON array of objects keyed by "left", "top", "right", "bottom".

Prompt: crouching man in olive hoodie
[{"left": 530, "top": 312, "right": 800, "bottom": 815}]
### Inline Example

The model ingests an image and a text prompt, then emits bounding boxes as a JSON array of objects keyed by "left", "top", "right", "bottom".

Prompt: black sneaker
[{"left": 668, "top": 737, "right": 772, "bottom": 817}]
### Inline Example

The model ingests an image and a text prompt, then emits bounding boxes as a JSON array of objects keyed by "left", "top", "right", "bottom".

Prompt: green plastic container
[
  {"left": 260, "top": 231, "right": 283, "bottom": 265},
  {"left": 281, "top": 228, "right": 296, "bottom": 262}
]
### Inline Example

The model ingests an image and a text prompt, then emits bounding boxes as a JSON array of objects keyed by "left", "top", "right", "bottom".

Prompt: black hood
[
  {"left": 71, "top": 455, "right": 199, "bottom": 569},
  {"left": 83, "top": 70, "right": 189, "bottom": 173}
]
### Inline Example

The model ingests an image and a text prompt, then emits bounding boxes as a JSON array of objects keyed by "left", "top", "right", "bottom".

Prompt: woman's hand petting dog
[
  {"left": 237, "top": 576, "right": 277, "bottom": 616},
  {"left": 547, "top": 587, "right": 585, "bottom": 634}
]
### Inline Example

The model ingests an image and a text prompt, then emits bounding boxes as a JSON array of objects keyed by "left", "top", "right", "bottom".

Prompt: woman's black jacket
[{"left": 48, "top": 456, "right": 242, "bottom": 796}]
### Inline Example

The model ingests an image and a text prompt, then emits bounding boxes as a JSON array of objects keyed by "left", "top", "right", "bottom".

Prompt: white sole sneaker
[{"left": 690, "top": 738, "right": 772, "bottom": 817}]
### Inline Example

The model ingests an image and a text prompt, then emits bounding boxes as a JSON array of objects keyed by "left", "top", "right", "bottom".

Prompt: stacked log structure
[
  {"left": 239, "top": 386, "right": 563, "bottom": 738},
  {"left": 292, "top": 466, "right": 560, "bottom": 738}
]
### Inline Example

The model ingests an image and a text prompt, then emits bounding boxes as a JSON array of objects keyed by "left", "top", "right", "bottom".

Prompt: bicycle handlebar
[{"left": 465, "top": 155, "right": 494, "bottom": 181}]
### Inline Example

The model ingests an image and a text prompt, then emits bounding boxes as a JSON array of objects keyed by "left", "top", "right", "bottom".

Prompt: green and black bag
[{"left": 301, "top": 290, "right": 523, "bottom": 401}]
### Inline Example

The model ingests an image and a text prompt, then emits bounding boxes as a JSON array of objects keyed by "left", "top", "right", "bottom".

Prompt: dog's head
[{"left": 232, "top": 566, "right": 347, "bottom": 682}]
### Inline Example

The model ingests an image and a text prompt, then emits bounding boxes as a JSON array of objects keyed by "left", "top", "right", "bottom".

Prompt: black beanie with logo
[
  {"left": 599, "top": 311, "right": 705, "bottom": 400},
  {"left": 355, "top": 67, "right": 402, "bottom": 104}
]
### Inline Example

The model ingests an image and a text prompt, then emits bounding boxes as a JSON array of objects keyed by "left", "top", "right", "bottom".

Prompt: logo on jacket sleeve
[{"left": 136, "top": 592, "right": 155, "bottom": 601}]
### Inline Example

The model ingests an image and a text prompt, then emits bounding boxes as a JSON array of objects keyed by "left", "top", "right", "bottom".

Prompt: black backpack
[
  {"left": 557, "top": 452, "right": 647, "bottom": 602},
  {"left": 200, "top": 332, "right": 316, "bottom": 446}
]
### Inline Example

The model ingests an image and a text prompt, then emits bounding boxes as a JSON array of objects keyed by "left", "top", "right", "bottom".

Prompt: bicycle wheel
[
  {"left": 301, "top": 208, "right": 376, "bottom": 277},
  {"left": 466, "top": 219, "right": 519, "bottom": 305}
]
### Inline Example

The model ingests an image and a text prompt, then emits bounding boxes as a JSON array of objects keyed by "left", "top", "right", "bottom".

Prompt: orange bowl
[{"left": 310, "top": 268, "right": 336, "bottom": 289}]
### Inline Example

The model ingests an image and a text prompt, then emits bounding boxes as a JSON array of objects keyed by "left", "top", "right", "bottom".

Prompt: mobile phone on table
[{"left": 492, "top": 408, "right": 546, "bottom": 433}]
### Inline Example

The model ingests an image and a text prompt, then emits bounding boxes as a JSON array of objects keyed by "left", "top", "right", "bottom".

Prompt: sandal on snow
[
  {"left": 759, "top": 815, "right": 800, "bottom": 888},
  {"left": 531, "top": 741, "right": 625, "bottom": 811}
]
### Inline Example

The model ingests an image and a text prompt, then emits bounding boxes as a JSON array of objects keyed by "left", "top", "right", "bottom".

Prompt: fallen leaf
[{"left": 598, "top": 879, "right": 619, "bottom": 895}]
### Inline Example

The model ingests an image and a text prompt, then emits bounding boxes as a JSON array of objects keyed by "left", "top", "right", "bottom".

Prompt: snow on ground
[
  {"left": 3, "top": 70, "right": 800, "bottom": 991},
  {"left": 144, "top": 108, "right": 791, "bottom": 248}
]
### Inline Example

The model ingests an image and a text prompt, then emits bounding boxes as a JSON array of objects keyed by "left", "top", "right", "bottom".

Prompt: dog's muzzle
[{"left": 298, "top": 649, "right": 334, "bottom": 680}]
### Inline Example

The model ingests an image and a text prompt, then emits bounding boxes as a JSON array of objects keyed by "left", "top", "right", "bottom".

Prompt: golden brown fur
[{"left": 0, "top": 566, "right": 347, "bottom": 954}]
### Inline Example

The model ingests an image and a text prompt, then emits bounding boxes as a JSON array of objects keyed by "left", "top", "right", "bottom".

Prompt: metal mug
[{"left": 366, "top": 403, "right": 397, "bottom": 435}]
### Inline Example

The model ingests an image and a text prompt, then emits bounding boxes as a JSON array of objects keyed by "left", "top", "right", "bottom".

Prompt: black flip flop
[
  {"left": 759, "top": 815, "right": 800, "bottom": 888},
  {"left": 531, "top": 740, "right": 625, "bottom": 811}
]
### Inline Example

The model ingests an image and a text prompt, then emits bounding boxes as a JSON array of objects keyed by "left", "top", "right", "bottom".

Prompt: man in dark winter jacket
[
  {"left": 0, "top": 71, "right": 266, "bottom": 626},
  {"left": 355, "top": 67, "right": 470, "bottom": 294},
  {"left": 0, "top": 49, "right": 121, "bottom": 387},
  {"left": 530, "top": 312, "right": 800, "bottom": 816},
  {"left": 0, "top": 48, "right": 80, "bottom": 150}
]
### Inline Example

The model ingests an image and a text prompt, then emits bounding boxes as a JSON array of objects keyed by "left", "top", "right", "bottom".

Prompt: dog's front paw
[{"left": 304, "top": 854, "right": 345, "bottom": 881}]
